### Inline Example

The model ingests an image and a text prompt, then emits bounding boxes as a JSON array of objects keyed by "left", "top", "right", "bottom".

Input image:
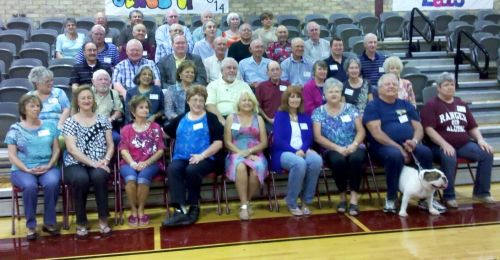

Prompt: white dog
[{"left": 398, "top": 166, "right": 448, "bottom": 217}]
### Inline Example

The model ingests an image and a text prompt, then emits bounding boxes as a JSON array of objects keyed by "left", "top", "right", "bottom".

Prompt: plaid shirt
[{"left": 112, "top": 58, "right": 160, "bottom": 90}]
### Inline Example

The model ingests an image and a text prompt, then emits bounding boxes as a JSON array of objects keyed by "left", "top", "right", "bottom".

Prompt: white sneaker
[
  {"left": 418, "top": 199, "right": 447, "bottom": 213},
  {"left": 288, "top": 207, "right": 303, "bottom": 216},
  {"left": 383, "top": 199, "right": 397, "bottom": 213},
  {"left": 473, "top": 195, "right": 495, "bottom": 204}
]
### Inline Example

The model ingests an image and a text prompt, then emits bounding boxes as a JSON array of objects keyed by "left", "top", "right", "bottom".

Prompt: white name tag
[
  {"left": 341, "top": 115, "right": 352, "bottom": 122},
  {"left": 143, "top": 51, "right": 148, "bottom": 57},
  {"left": 299, "top": 123, "right": 308, "bottom": 130},
  {"left": 344, "top": 88, "right": 354, "bottom": 96},
  {"left": 303, "top": 71, "right": 311, "bottom": 78},
  {"left": 231, "top": 123, "right": 241, "bottom": 131},
  {"left": 149, "top": 94, "right": 159, "bottom": 100},
  {"left": 329, "top": 64, "right": 338, "bottom": 71},
  {"left": 456, "top": 105, "right": 466, "bottom": 113},
  {"left": 104, "top": 57, "right": 112, "bottom": 63},
  {"left": 378, "top": 67, "right": 384, "bottom": 73},
  {"left": 279, "top": 85, "right": 287, "bottom": 91},
  {"left": 48, "top": 98, "right": 58, "bottom": 104},
  {"left": 38, "top": 129, "right": 50, "bottom": 137},
  {"left": 104, "top": 37, "right": 112, "bottom": 43},
  {"left": 193, "top": 122, "right": 203, "bottom": 130},
  {"left": 398, "top": 115, "right": 409, "bottom": 123},
  {"left": 145, "top": 34, "right": 148, "bottom": 39}
]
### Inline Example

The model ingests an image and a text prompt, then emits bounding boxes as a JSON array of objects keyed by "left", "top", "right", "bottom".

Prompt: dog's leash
[{"left": 411, "top": 152, "right": 423, "bottom": 172}]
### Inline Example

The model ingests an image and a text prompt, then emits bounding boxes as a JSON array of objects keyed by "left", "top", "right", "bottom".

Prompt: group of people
[{"left": 5, "top": 9, "right": 496, "bottom": 241}]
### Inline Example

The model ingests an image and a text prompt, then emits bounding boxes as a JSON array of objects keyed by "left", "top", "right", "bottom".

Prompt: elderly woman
[
  {"left": 303, "top": 60, "right": 329, "bottom": 116},
  {"left": 193, "top": 19, "right": 217, "bottom": 60},
  {"left": 164, "top": 60, "right": 197, "bottom": 122},
  {"left": 383, "top": 56, "right": 416, "bottom": 107},
  {"left": 92, "top": 69, "right": 123, "bottom": 143},
  {"left": 223, "top": 12, "right": 242, "bottom": 47},
  {"left": 119, "top": 23, "right": 155, "bottom": 62},
  {"left": 55, "top": 17, "right": 85, "bottom": 59},
  {"left": 312, "top": 78, "right": 366, "bottom": 216},
  {"left": 28, "top": 66, "right": 70, "bottom": 130},
  {"left": 224, "top": 91, "right": 268, "bottom": 221},
  {"left": 125, "top": 64, "right": 164, "bottom": 124},
  {"left": 119, "top": 95, "right": 165, "bottom": 226},
  {"left": 342, "top": 57, "right": 372, "bottom": 113},
  {"left": 62, "top": 85, "right": 114, "bottom": 239},
  {"left": 271, "top": 86, "right": 322, "bottom": 216},
  {"left": 5, "top": 94, "right": 61, "bottom": 240},
  {"left": 421, "top": 72, "right": 495, "bottom": 208},
  {"left": 162, "top": 85, "right": 224, "bottom": 227}
]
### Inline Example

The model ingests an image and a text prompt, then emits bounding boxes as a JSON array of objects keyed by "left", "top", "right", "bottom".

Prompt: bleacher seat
[
  {"left": 53, "top": 77, "right": 72, "bottom": 100},
  {"left": 40, "top": 17, "right": 64, "bottom": 34},
  {"left": 0, "top": 42, "right": 16, "bottom": 71},
  {"left": 403, "top": 73, "right": 428, "bottom": 103},
  {"left": 0, "top": 87, "right": 29, "bottom": 103},
  {"left": 0, "top": 60, "right": 5, "bottom": 81},
  {"left": 247, "top": 15, "right": 262, "bottom": 28},
  {"left": 285, "top": 26, "right": 301, "bottom": 38},
  {"left": 277, "top": 15, "right": 301, "bottom": 28},
  {"left": 0, "top": 113, "right": 18, "bottom": 147},
  {"left": 401, "top": 66, "right": 421, "bottom": 76},
  {"left": 6, "top": 17, "right": 32, "bottom": 38},
  {"left": 453, "top": 11, "right": 477, "bottom": 25},
  {"left": 405, "top": 13, "right": 432, "bottom": 39},
  {"left": 30, "top": 29, "right": 58, "bottom": 55},
  {"left": 474, "top": 36, "right": 500, "bottom": 63},
  {"left": 429, "top": 11, "right": 454, "bottom": 37},
  {"left": 108, "top": 16, "right": 127, "bottom": 31},
  {"left": 447, "top": 21, "right": 474, "bottom": 51},
  {"left": 191, "top": 15, "right": 202, "bottom": 29},
  {"left": 49, "top": 58, "right": 77, "bottom": 78},
  {"left": 348, "top": 35, "right": 365, "bottom": 55},
  {"left": 336, "top": 24, "right": 362, "bottom": 50},
  {"left": 354, "top": 13, "right": 379, "bottom": 35},
  {"left": 380, "top": 12, "right": 405, "bottom": 39},
  {"left": 0, "top": 102, "right": 20, "bottom": 119},
  {"left": 0, "top": 29, "right": 27, "bottom": 55},
  {"left": 0, "top": 78, "right": 34, "bottom": 90},
  {"left": 8, "top": 58, "right": 43, "bottom": 79},
  {"left": 19, "top": 42, "right": 51, "bottom": 67},
  {"left": 76, "top": 17, "right": 95, "bottom": 31},
  {"left": 328, "top": 13, "right": 354, "bottom": 34},
  {"left": 305, "top": 14, "right": 329, "bottom": 27}
]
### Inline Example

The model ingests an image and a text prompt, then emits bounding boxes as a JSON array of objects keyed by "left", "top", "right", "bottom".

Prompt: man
[
  {"left": 206, "top": 57, "right": 255, "bottom": 125},
  {"left": 266, "top": 25, "right": 292, "bottom": 63},
  {"left": 252, "top": 11, "right": 277, "bottom": 48},
  {"left": 359, "top": 33, "right": 386, "bottom": 91},
  {"left": 363, "top": 73, "right": 434, "bottom": 214},
  {"left": 323, "top": 36, "right": 348, "bottom": 82},
  {"left": 155, "top": 23, "right": 187, "bottom": 62},
  {"left": 118, "top": 10, "right": 155, "bottom": 48},
  {"left": 203, "top": 37, "right": 241, "bottom": 83},
  {"left": 192, "top": 10, "right": 222, "bottom": 43},
  {"left": 157, "top": 34, "right": 207, "bottom": 89},
  {"left": 70, "top": 42, "right": 113, "bottom": 91},
  {"left": 239, "top": 39, "right": 271, "bottom": 89},
  {"left": 94, "top": 12, "right": 118, "bottom": 44},
  {"left": 118, "top": 23, "right": 155, "bottom": 62},
  {"left": 76, "top": 25, "right": 119, "bottom": 66},
  {"left": 155, "top": 9, "right": 193, "bottom": 52},
  {"left": 304, "top": 21, "right": 330, "bottom": 62},
  {"left": 256, "top": 60, "right": 290, "bottom": 131},
  {"left": 228, "top": 23, "right": 253, "bottom": 63},
  {"left": 113, "top": 39, "right": 160, "bottom": 97},
  {"left": 280, "top": 38, "right": 313, "bottom": 85},
  {"left": 192, "top": 20, "right": 217, "bottom": 60}
]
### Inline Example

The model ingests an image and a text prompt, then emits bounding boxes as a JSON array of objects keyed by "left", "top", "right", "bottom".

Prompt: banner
[
  {"left": 105, "top": 0, "right": 229, "bottom": 16},
  {"left": 392, "top": 0, "right": 494, "bottom": 11}
]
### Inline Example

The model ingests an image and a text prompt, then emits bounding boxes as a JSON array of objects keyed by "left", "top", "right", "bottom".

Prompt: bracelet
[
  {"left": 104, "top": 156, "right": 111, "bottom": 161},
  {"left": 412, "top": 138, "right": 419, "bottom": 145}
]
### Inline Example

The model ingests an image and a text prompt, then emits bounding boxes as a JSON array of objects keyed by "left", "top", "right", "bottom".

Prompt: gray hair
[
  {"left": 226, "top": 12, "right": 240, "bottom": 25},
  {"left": 92, "top": 69, "right": 111, "bottom": 80},
  {"left": 343, "top": 57, "right": 362, "bottom": 72},
  {"left": 377, "top": 73, "right": 398, "bottom": 88},
  {"left": 28, "top": 66, "right": 53, "bottom": 85},
  {"left": 202, "top": 19, "right": 217, "bottom": 32},
  {"left": 324, "top": 78, "right": 343, "bottom": 93},
  {"left": 383, "top": 56, "right": 403, "bottom": 75},
  {"left": 91, "top": 24, "right": 106, "bottom": 34},
  {"left": 220, "top": 57, "right": 238, "bottom": 72},
  {"left": 364, "top": 33, "right": 378, "bottom": 43},
  {"left": 436, "top": 72, "right": 455, "bottom": 87}
]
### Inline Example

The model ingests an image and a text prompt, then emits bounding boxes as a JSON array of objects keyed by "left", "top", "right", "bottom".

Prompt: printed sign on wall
[
  {"left": 105, "top": 0, "right": 229, "bottom": 15},
  {"left": 393, "top": 0, "right": 493, "bottom": 11}
]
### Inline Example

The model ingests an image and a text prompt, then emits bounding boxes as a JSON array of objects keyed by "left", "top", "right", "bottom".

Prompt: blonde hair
[
  {"left": 383, "top": 56, "right": 404, "bottom": 77},
  {"left": 235, "top": 91, "right": 259, "bottom": 113}
]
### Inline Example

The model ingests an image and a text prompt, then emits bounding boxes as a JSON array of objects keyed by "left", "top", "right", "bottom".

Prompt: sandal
[
  {"left": 26, "top": 228, "right": 37, "bottom": 241},
  {"left": 139, "top": 215, "right": 150, "bottom": 226},
  {"left": 99, "top": 225, "right": 112, "bottom": 237},
  {"left": 348, "top": 204, "right": 360, "bottom": 216},
  {"left": 337, "top": 201, "right": 347, "bottom": 213},
  {"left": 128, "top": 215, "right": 138, "bottom": 227},
  {"left": 76, "top": 226, "right": 88, "bottom": 239}
]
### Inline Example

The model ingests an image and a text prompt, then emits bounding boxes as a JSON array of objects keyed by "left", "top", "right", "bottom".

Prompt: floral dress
[{"left": 225, "top": 113, "right": 268, "bottom": 184}]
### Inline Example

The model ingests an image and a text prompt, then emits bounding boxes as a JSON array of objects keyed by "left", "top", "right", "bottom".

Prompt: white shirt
[
  {"left": 290, "top": 121, "right": 303, "bottom": 150},
  {"left": 203, "top": 55, "right": 241, "bottom": 83}
]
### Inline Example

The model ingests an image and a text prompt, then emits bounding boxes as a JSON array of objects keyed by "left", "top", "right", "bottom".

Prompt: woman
[
  {"left": 28, "top": 66, "right": 70, "bottom": 130},
  {"left": 224, "top": 91, "right": 268, "bottom": 221},
  {"left": 162, "top": 85, "right": 224, "bottom": 227},
  {"left": 342, "top": 57, "right": 372, "bottom": 113},
  {"left": 193, "top": 20, "right": 217, "bottom": 60},
  {"left": 164, "top": 60, "right": 197, "bottom": 122},
  {"left": 125, "top": 64, "right": 164, "bottom": 124},
  {"left": 119, "top": 23, "right": 155, "bottom": 62},
  {"left": 62, "top": 85, "right": 114, "bottom": 238},
  {"left": 271, "top": 86, "right": 322, "bottom": 216},
  {"left": 119, "top": 95, "right": 165, "bottom": 226},
  {"left": 312, "top": 78, "right": 365, "bottom": 216},
  {"left": 383, "top": 56, "right": 416, "bottom": 107},
  {"left": 303, "top": 60, "right": 328, "bottom": 116},
  {"left": 5, "top": 95, "right": 61, "bottom": 240},
  {"left": 55, "top": 17, "right": 85, "bottom": 59},
  {"left": 223, "top": 12, "right": 241, "bottom": 47}
]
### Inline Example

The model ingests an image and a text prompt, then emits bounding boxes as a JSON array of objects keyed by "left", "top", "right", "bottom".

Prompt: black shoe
[
  {"left": 188, "top": 205, "right": 200, "bottom": 224},
  {"left": 161, "top": 210, "right": 191, "bottom": 227},
  {"left": 42, "top": 225, "right": 61, "bottom": 236},
  {"left": 26, "top": 229, "right": 37, "bottom": 241}
]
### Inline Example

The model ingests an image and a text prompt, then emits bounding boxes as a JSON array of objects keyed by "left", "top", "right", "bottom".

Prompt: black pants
[
  {"left": 324, "top": 148, "right": 366, "bottom": 193},
  {"left": 64, "top": 164, "right": 109, "bottom": 226}
]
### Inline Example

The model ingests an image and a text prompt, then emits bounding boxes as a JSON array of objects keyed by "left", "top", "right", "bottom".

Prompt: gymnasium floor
[{"left": 1, "top": 183, "right": 499, "bottom": 259}]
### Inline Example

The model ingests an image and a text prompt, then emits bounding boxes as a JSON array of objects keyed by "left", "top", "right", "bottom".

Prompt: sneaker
[
  {"left": 383, "top": 199, "right": 397, "bottom": 214},
  {"left": 42, "top": 224, "right": 60, "bottom": 236},
  {"left": 418, "top": 199, "right": 447, "bottom": 213},
  {"left": 128, "top": 215, "right": 138, "bottom": 226},
  {"left": 301, "top": 206, "right": 311, "bottom": 216},
  {"left": 188, "top": 205, "right": 200, "bottom": 224},
  {"left": 26, "top": 228, "right": 37, "bottom": 241},
  {"left": 246, "top": 203, "right": 254, "bottom": 215},
  {"left": 472, "top": 195, "right": 495, "bottom": 204},
  {"left": 161, "top": 210, "right": 192, "bottom": 227},
  {"left": 239, "top": 205, "right": 250, "bottom": 221},
  {"left": 288, "top": 207, "right": 303, "bottom": 216},
  {"left": 445, "top": 199, "right": 458, "bottom": 208},
  {"left": 139, "top": 214, "right": 150, "bottom": 226}
]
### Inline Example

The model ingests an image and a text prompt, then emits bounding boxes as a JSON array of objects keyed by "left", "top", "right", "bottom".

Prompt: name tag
[
  {"left": 303, "top": 71, "right": 311, "bottom": 78},
  {"left": 344, "top": 88, "right": 354, "bottom": 96},
  {"left": 104, "top": 37, "right": 112, "bottom": 43},
  {"left": 341, "top": 115, "right": 352, "bottom": 122},
  {"left": 149, "top": 94, "right": 159, "bottom": 100},
  {"left": 38, "top": 129, "right": 50, "bottom": 137},
  {"left": 378, "top": 67, "right": 384, "bottom": 73},
  {"left": 193, "top": 122, "right": 203, "bottom": 130},
  {"left": 143, "top": 51, "right": 148, "bottom": 57},
  {"left": 231, "top": 123, "right": 241, "bottom": 131},
  {"left": 48, "top": 98, "right": 58, "bottom": 104},
  {"left": 279, "top": 85, "right": 287, "bottom": 91},
  {"left": 104, "top": 57, "right": 112, "bottom": 64},
  {"left": 299, "top": 123, "right": 308, "bottom": 130},
  {"left": 145, "top": 34, "right": 148, "bottom": 39},
  {"left": 456, "top": 105, "right": 466, "bottom": 113},
  {"left": 398, "top": 115, "right": 409, "bottom": 123},
  {"left": 329, "top": 64, "right": 338, "bottom": 71}
]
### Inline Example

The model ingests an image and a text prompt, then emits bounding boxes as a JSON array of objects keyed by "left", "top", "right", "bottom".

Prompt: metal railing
[
  {"left": 406, "top": 8, "right": 435, "bottom": 58},
  {"left": 454, "top": 30, "right": 490, "bottom": 88}
]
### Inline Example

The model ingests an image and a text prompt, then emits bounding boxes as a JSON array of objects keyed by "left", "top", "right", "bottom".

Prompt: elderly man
[
  {"left": 266, "top": 25, "right": 292, "bottom": 63},
  {"left": 239, "top": 39, "right": 271, "bottom": 89},
  {"left": 155, "top": 9, "right": 193, "bottom": 52},
  {"left": 155, "top": 23, "right": 189, "bottom": 62},
  {"left": 323, "top": 36, "right": 348, "bottom": 82},
  {"left": 94, "top": 12, "right": 118, "bottom": 44},
  {"left": 157, "top": 34, "right": 207, "bottom": 88},
  {"left": 192, "top": 10, "right": 222, "bottom": 43},
  {"left": 206, "top": 57, "right": 255, "bottom": 124},
  {"left": 76, "top": 24, "right": 119, "bottom": 66},
  {"left": 359, "top": 33, "right": 386, "bottom": 91},
  {"left": 204, "top": 37, "right": 241, "bottom": 83},
  {"left": 119, "top": 23, "right": 155, "bottom": 62},
  {"left": 280, "top": 38, "right": 313, "bottom": 85},
  {"left": 193, "top": 20, "right": 217, "bottom": 60},
  {"left": 363, "top": 73, "right": 434, "bottom": 214},
  {"left": 304, "top": 22, "right": 330, "bottom": 62},
  {"left": 252, "top": 11, "right": 277, "bottom": 48},
  {"left": 256, "top": 60, "right": 290, "bottom": 131},
  {"left": 228, "top": 23, "right": 253, "bottom": 63},
  {"left": 113, "top": 39, "right": 160, "bottom": 97},
  {"left": 118, "top": 10, "right": 155, "bottom": 48},
  {"left": 421, "top": 72, "right": 495, "bottom": 208},
  {"left": 92, "top": 69, "right": 123, "bottom": 143},
  {"left": 70, "top": 42, "right": 113, "bottom": 91}
]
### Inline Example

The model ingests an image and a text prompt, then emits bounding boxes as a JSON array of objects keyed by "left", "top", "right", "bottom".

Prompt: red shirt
[
  {"left": 266, "top": 41, "right": 292, "bottom": 63},
  {"left": 256, "top": 79, "right": 290, "bottom": 119}
]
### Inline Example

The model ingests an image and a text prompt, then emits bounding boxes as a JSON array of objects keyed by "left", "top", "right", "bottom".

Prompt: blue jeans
[
  {"left": 431, "top": 141, "right": 493, "bottom": 199},
  {"left": 120, "top": 164, "right": 160, "bottom": 185},
  {"left": 280, "top": 150, "right": 322, "bottom": 208},
  {"left": 10, "top": 168, "right": 61, "bottom": 229}
]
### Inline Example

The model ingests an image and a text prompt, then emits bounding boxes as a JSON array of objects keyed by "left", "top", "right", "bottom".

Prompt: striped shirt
[
  {"left": 280, "top": 56, "right": 314, "bottom": 86},
  {"left": 75, "top": 42, "right": 120, "bottom": 66},
  {"left": 359, "top": 51, "right": 386, "bottom": 88},
  {"left": 112, "top": 58, "right": 160, "bottom": 91},
  {"left": 69, "top": 60, "right": 113, "bottom": 86}
]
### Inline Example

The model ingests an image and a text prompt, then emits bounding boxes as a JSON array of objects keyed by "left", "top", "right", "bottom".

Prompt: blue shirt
[
  {"left": 28, "top": 88, "right": 70, "bottom": 125},
  {"left": 75, "top": 42, "right": 119, "bottom": 66},
  {"left": 55, "top": 33, "right": 85, "bottom": 58},
  {"left": 155, "top": 24, "right": 193, "bottom": 53},
  {"left": 164, "top": 83, "right": 188, "bottom": 120},
  {"left": 280, "top": 56, "right": 313, "bottom": 85},
  {"left": 173, "top": 114, "right": 211, "bottom": 160},
  {"left": 359, "top": 51, "right": 386, "bottom": 88},
  {"left": 112, "top": 58, "right": 160, "bottom": 91},
  {"left": 312, "top": 103, "right": 359, "bottom": 147},
  {"left": 5, "top": 121, "right": 59, "bottom": 171},
  {"left": 125, "top": 85, "right": 165, "bottom": 123},
  {"left": 192, "top": 39, "right": 215, "bottom": 60},
  {"left": 239, "top": 56, "right": 271, "bottom": 85},
  {"left": 192, "top": 27, "right": 222, "bottom": 43}
]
